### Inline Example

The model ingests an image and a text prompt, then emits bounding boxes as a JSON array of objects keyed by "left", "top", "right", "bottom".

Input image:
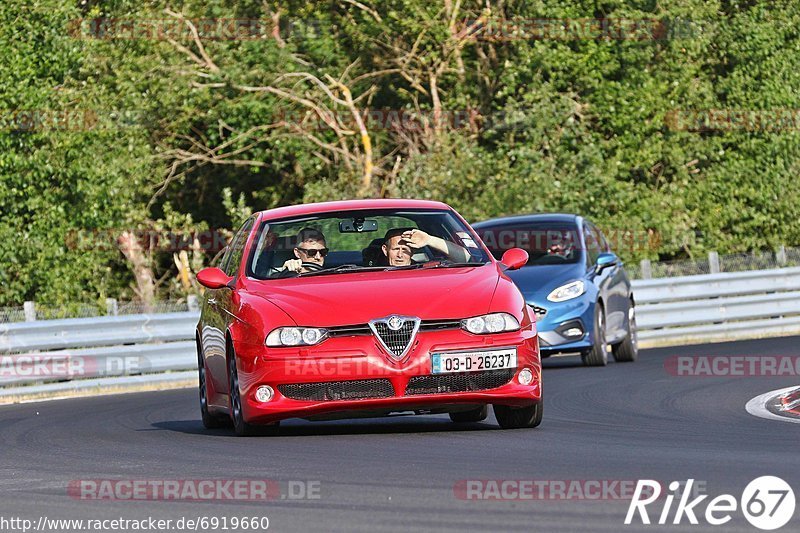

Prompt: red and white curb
[{"left": 745, "top": 385, "right": 800, "bottom": 424}]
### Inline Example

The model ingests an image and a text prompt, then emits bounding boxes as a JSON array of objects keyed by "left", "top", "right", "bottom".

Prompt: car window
[
  {"left": 584, "top": 223, "right": 602, "bottom": 266},
  {"left": 223, "top": 218, "right": 255, "bottom": 276},
  {"left": 594, "top": 225, "right": 611, "bottom": 252},
  {"left": 248, "top": 209, "right": 488, "bottom": 279},
  {"left": 475, "top": 221, "right": 581, "bottom": 265}
]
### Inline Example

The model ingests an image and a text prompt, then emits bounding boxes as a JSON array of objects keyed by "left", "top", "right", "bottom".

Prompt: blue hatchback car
[{"left": 472, "top": 214, "right": 637, "bottom": 366}]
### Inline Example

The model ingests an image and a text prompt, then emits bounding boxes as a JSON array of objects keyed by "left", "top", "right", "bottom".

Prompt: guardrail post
[
  {"left": 777, "top": 245, "right": 787, "bottom": 266},
  {"left": 708, "top": 251, "right": 720, "bottom": 274},
  {"left": 640, "top": 259, "right": 652, "bottom": 279},
  {"left": 23, "top": 301, "right": 36, "bottom": 322},
  {"left": 106, "top": 298, "right": 118, "bottom": 316},
  {"left": 187, "top": 295, "right": 199, "bottom": 312}
]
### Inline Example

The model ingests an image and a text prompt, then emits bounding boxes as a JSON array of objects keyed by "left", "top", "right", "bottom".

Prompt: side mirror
[
  {"left": 595, "top": 252, "right": 619, "bottom": 272},
  {"left": 500, "top": 248, "right": 529, "bottom": 271},
  {"left": 197, "top": 267, "right": 234, "bottom": 289}
]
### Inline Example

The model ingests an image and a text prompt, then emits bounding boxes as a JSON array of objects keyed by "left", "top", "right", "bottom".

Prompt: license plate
[{"left": 431, "top": 348, "right": 517, "bottom": 374}]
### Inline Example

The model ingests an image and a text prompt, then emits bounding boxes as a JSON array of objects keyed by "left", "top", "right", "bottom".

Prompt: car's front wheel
[
  {"left": 612, "top": 300, "right": 638, "bottom": 363},
  {"left": 582, "top": 303, "right": 608, "bottom": 367},
  {"left": 198, "top": 339, "right": 229, "bottom": 429},
  {"left": 494, "top": 401, "right": 543, "bottom": 429},
  {"left": 228, "top": 345, "right": 279, "bottom": 436}
]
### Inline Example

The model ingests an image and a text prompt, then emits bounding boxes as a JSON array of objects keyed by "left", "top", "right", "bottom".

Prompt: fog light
[
  {"left": 255, "top": 385, "right": 274, "bottom": 403},
  {"left": 563, "top": 327, "right": 583, "bottom": 338},
  {"left": 518, "top": 368, "right": 534, "bottom": 385}
]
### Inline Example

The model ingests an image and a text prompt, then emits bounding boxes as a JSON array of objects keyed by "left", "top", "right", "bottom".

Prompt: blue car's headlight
[{"left": 547, "top": 280, "right": 586, "bottom": 302}]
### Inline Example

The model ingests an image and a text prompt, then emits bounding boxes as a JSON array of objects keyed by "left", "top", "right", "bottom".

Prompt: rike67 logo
[{"left": 626, "top": 477, "right": 796, "bottom": 530}]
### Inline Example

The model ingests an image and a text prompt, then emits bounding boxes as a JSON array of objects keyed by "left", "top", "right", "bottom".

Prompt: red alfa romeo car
[{"left": 195, "top": 199, "right": 541, "bottom": 435}]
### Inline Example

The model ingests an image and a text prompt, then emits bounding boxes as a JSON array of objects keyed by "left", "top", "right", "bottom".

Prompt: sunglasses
[{"left": 297, "top": 247, "right": 329, "bottom": 258}]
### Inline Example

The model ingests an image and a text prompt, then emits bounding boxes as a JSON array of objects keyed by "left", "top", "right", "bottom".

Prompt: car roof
[
  {"left": 472, "top": 213, "right": 581, "bottom": 227},
  {"left": 255, "top": 199, "right": 452, "bottom": 220}
]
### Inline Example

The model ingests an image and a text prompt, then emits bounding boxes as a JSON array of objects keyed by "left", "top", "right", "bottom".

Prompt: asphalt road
[{"left": 1, "top": 337, "right": 799, "bottom": 532}]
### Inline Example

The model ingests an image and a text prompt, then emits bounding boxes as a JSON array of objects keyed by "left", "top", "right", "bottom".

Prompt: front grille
[
  {"left": 278, "top": 379, "right": 394, "bottom": 401},
  {"left": 328, "top": 325, "right": 372, "bottom": 337},
  {"left": 532, "top": 306, "right": 547, "bottom": 319},
  {"left": 371, "top": 321, "right": 417, "bottom": 358},
  {"left": 405, "top": 369, "right": 516, "bottom": 396},
  {"left": 419, "top": 320, "right": 461, "bottom": 331},
  {"left": 328, "top": 320, "right": 460, "bottom": 341}
]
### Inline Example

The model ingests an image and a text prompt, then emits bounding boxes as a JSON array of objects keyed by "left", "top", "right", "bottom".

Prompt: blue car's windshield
[{"left": 475, "top": 222, "right": 582, "bottom": 266}]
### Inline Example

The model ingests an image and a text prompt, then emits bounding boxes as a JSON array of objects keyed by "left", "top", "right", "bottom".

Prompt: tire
[
  {"left": 494, "top": 401, "right": 543, "bottom": 429},
  {"left": 449, "top": 405, "right": 488, "bottom": 423},
  {"left": 612, "top": 301, "right": 638, "bottom": 363},
  {"left": 228, "top": 344, "right": 278, "bottom": 437},
  {"left": 581, "top": 302, "right": 608, "bottom": 367},
  {"left": 198, "top": 340, "right": 230, "bottom": 429}
]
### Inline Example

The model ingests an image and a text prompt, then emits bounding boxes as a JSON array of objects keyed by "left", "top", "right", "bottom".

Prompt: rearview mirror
[
  {"left": 197, "top": 267, "right": 234, "bottom": 289},
  {"left": 596, "top": 252, "right": 619, "bottom": 272},
  {"left": 500, "top": 248, "right": 529, "bottom": 270},
  {"left": 339, "top": 218, "right": 378, "bottom": 233}
]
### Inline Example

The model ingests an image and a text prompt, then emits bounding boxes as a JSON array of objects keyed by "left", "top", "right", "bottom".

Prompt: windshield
[
  {"left": 248, "top": 209, "right": 490, "bottom": 279},
  {"left": 475, "top": 221, "right": 582, "bottom": 266}
]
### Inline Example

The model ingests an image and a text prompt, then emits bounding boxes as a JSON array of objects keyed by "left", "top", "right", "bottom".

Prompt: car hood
[
  {"left": 505, "top": 263, "right": 586, "bottom": 301},
  {"left": 247, "top": 265, "right": 501, "bottom": 327}
]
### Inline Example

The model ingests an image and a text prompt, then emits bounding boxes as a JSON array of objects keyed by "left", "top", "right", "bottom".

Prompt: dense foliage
[{"left": 1, "top": 0, "right": 799, "bottom": 305}]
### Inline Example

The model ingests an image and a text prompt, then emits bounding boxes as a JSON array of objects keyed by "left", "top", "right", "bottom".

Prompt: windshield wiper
[
  {"left": 297, "top": 264, "right": 387, "bottom": 277},
  {"left": 298, "top": 261, "right": 485, "bottom": 277},
  {"left": 388, "top": 260, "right": 485, "bottom": 271}
]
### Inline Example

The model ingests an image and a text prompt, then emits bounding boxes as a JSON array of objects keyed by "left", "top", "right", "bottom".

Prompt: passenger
[{"left": 382, "top": 227, "right": 470, "bottom": 266}]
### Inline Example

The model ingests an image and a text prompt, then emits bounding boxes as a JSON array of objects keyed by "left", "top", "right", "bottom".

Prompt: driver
[
  {"left": 546, "top": 239, "right": 574, "bottom": 259},
  {"left": 280, "top": 228, "right": 328, "bottom": 275},
  {"left": 382, "top": 227, "right": 471, "bottom": 266}
]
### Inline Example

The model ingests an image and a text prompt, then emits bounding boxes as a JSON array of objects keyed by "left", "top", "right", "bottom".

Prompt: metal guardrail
[
  {"left": 0, "top": 313, "right": 198, "bottom": 387},
  {"left": 2, "top": 266, "right": 800, "bottom": 389},
  {"left": 632, "top": 266, "right": 800, "bottom": 346}
]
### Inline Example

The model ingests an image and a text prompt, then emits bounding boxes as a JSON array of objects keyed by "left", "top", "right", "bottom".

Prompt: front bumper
[
  {"left": 529, "top": 297, "right": 595, "bottom": 355},
  {"left": 233, "top": 328, "right": 540, "bottom": 424}
]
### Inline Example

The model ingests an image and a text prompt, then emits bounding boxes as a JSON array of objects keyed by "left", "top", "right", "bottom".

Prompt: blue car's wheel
[
  {"left": 612, "top": 300, "right": 638, "bottom": 362},
  {"left": 582, "top": 302, "right": 608, "bottom": 367}
]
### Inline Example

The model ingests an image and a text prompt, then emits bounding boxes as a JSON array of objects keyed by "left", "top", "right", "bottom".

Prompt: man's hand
[
  {"left": 401, "top": 228, "right": 471, "bottom": 262},
  {"left": 400, "top": 229, "right": 432, "bottom": 249},
  {"left": 282, "top": 258, "right": 303, "bottom": 273}
]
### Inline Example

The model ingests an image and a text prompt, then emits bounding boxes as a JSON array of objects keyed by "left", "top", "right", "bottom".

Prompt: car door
[
  {"left": 202, "top": 217, "right": 255, "bottom": 401},
  {"left": 599, "top": 226, "right": 633, "bottom": 341},
  {"left": 590, "top": 222, "right": 627, "bottom": 339},
  {"left": 584, "top": 222, "right": 615, "bottom": 333}
]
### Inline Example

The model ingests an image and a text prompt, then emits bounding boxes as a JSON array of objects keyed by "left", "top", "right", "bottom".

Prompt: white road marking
[{"left": 745, "top": 386, "right": 800, "bottom": 424}]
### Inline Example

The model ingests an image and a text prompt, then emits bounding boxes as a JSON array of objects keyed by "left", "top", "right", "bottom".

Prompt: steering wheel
[{"left": 301, "top": 262, "right": 324, "bottom": 272}]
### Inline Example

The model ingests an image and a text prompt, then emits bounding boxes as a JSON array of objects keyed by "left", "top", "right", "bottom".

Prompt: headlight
[
  {"left": 547, "top": 280, "right": 586, "bottom": 302},
  {"left": 266, "top": 327, "right": 328, "bottom": 347},
  {"left": 461, "top": 313, "right": 520, "bottom": 334}
]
